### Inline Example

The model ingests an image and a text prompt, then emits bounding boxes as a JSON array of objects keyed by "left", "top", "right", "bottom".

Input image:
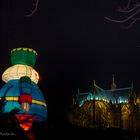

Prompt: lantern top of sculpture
[{"left": 11, "top": 48, "right": 38, "bottom": 67}]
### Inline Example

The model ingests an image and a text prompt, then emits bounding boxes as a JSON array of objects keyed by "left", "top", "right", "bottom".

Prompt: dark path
[{"left": 0, "top": 122, "right": 137, "bottom": 140}]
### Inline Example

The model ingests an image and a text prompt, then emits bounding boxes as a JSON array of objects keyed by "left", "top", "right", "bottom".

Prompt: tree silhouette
[
  {"left": 25, "top": 0, "right": 39, "bottom": 17},
  {"left": 105, "top": 0, "right": 140, "bottom": 29}
]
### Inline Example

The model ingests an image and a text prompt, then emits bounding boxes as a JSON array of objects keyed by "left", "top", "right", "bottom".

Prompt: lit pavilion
[{"left": 75, "top": 76, "right": 133, "bottom": 107}]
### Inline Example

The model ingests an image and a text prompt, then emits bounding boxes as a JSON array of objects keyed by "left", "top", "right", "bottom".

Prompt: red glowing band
[{"left": 18, "top": 94, "right": 32, "bottom": 104}]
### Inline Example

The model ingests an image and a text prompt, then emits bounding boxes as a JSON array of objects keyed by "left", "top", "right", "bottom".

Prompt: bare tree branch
[
  {"left": 120, "top": 17, "right": 140, "bottom": 29},
  {"left": 105, "top": 8, "right": 140, "bottom": 22},
  {"left": 116, "top": 4, "right": 140, "bottom": 13},
  {"left": 105, "top": 0, "right": 140, "bottom": 29},
  {"left": 25, "top": 0, "right": 39, "bottom": 17},
  {"left": 125, "top": 0, "right": 132, "bottom": 10}
]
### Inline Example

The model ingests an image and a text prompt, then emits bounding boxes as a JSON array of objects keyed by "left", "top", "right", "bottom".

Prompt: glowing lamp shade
[
  {"left": 11, "top": 48, "right": 37, "bottom": 67},
  {"left": 19, "top": 94, "right": 32, "bottom": 112},
  {"left": 2, "top": 64, "right": 39, "bottom": 84}
]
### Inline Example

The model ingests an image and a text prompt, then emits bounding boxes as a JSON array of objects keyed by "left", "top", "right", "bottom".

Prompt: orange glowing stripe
[{"left": 0, "top": 97, "right": 47, "bottom": 107}]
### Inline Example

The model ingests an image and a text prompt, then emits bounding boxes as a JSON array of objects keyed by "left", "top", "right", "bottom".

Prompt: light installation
[{"left": 0, "top": 48, "right": 47, "bottom": 132}]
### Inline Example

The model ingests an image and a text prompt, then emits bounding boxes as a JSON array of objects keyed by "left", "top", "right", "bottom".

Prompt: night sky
[{"left": 0, "top": 0, "right": 140, "bottom": 126}]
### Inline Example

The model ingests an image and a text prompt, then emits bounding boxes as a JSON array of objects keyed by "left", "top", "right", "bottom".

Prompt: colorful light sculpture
[{"left": 0, "top": 48, "right": 47, "bottom": 131}]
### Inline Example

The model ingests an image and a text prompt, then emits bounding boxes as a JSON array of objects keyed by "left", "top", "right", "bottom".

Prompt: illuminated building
[
  {"left": 68, "top": 76, "right": 140, "bottom": 133},
  {"left": 0, "top": 48, "right": 47, "bottom": 132},
  {"left": 76, "top": 77, "right": 131, "bottom": 107}
]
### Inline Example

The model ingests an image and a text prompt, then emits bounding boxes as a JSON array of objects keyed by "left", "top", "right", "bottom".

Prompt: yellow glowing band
[
  {"left": 11, "top": 48, "right": 38, "bottom": 55},
  {"left": 0, "top": 97, "right": 47, "bottom": 107},
  {"left": 32, "top": 100, "right": 47, "bottom": 106}
]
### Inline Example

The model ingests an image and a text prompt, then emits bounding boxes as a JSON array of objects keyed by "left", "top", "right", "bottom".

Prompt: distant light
[
  {"left": 119, "top": 99, "right": 123, "bottom": 104},
  {"left": 95, "top": 96, "right": 99, "bottom": 100},
  {"left": 87, "top": 93, "right": 93, "bottom": 100},
  {"left": 90, "top": 95, "right": 93, "bottom": 100},
  {"left": 79, "top": 100, "right": 84, "bottom": 107},
  {"left": 125, "top": 99, "right": 128, "bottom": 103}
]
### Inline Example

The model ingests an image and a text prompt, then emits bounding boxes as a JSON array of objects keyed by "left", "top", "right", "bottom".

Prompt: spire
[
  {"left": 92, "top": 80, "right": 96, "bottom": 100},
  {"left": 72, "top": 94, "right": 75, "bottom": 105},
  {"left": 92, "top": 80, "right": 96, "bottom": 92},
  {"left": 130, "top": 81, "right": 133, "bottom": 95},
  {"left": 129, "top": 81, "right": 135, "bottom": 104},
  {"left": 112, "top": 74, "right": 115, "bottom": 83},
  {"left": 78, "top": 88, "right": 80, "bottom": 95},
  {"left": 75, "top": 88, "right": 80, "bottom": 104},
  {"left": 131, "top": 81, "right": 133, "bottom": 90},
  {"left": 111, "top": 74, "right": 117, "bottom": 89},
  {"left": 93, "top": 80, "right": 96, "bottom": 86}
]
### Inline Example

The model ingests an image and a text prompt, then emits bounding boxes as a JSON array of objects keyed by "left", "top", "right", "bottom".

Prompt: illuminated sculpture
[{"left": 0, "top": 48, "right": 47, "bottom": 131}]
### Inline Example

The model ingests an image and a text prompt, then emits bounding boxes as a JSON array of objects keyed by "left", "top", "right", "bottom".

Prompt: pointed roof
[
  {"left": 111, "top": 74, "right": 117, "bottom": 89},
  {"left": 76, "top": 79, "right": 132, "bottom": 106}
]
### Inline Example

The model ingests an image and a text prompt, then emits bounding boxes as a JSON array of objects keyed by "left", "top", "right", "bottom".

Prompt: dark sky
[{"left": 0, "top": 0, "right": 140, "bottom": 125}]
